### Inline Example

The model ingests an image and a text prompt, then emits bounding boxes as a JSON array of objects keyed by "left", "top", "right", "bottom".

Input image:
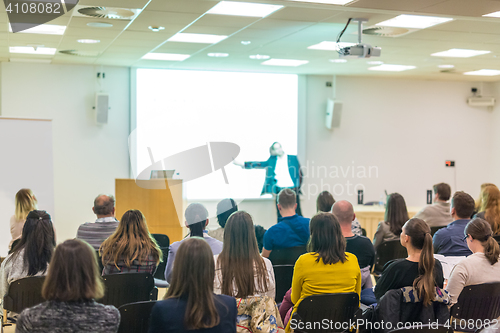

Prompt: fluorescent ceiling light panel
[
  {"left": 206, "top": 1, "right": 282, "bottom": 17},
  {"left": 286, "top": 0, "right": 356, "bottom": 4},
  {"left": 483, "top": 11, "right": 500, "bottom": 18},
  {"left": 249, "top": 54, "right": 270, "bottom": 60},
  {"left": 431, "top": 49, "right": 490, "bottom": 58},
  {"left": 9, "top": 46, "right": 56, "bottom": 55},
  {"left": 9, "top": 24, "right": 66, "bottom": 35},
  {"left": 368, "top": 64, "right": 415, "bottom": 72},
  {"left": 329, "top": 59, "right": 347, "bottom": 63},
  {"left": 168, "top": 33, "right": 228, "bottom": 44},
  {"left": 77, "top": 39, "right": 100, "bottom": 44},
  {"left": 208, "top": 53, "right": 229, "bottom": 57},
  {"left": 308, "top": 41, "right": 356, "bottom": 51},
  {"left": 438, "top": 64, "right": 454, "bottom": 68},
  {"left": 367, "top": 61, "right": 383, "bottom": 65},
  {"left": 261, "top": 59, "right": 308, "bottom": 67},
  {"left": 142, "top": 53, "right": 190, "bottom": 61},
  {"left": 464, "top": 69, "right": 500, "bottom": 76},
  {"left": 376, "top": 14, "right": 453, "bottom": 29}
]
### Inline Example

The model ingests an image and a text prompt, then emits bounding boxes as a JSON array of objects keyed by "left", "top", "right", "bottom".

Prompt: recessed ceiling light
[
  {"left": 9, "top": 24, "right": 66, "bottom": 35},
  {"left": 367, "top": 61, "right": 383, "bottom": 65},
  {"left": 148, "top": 26, "right": 165, "bottom": 32},
  {"left": 9, "top": 58, "right": 51, "bottom": 63},
  {"left": 168, "top": 33, "right": 228, "bottom": 44},
  {"left": 438, "top": 64, "right": 455, "bottom": 69},
  {"left": 87, "top": 22, "right": 113, "bottom": 28},
  {"left": 77, "top": 39, "right": 100, "bottom": 44},
  {"left": 249, "top": 54, "right": 270, "bottom": 60},
  {"left": 261, "top": 59, "right": 309, "bottom": 67},
  {"left": 142, "top": 53, "right": 190, "bottom": 61},
  {"left": 285, "top": 0, "right": 356, "bottom": 4},
  {"left": 308, "top": 41, "right": 356, "bottom": 51},
  {"left": 431, "top": 49, "right": 491, "bottom": 58},
  {"left": 208, "top": 53, "right": 229, "bottom": 57},
  {"left": 368, "top": 64, "right": 416, "bottom": 72},
  {"left": 329, "top": 59, "right": 347, "bottom": 63},
  {"left": 376, "top": 14, "right": 453, "bottom": 29},
  {"left": 9, "top": 46, "right": 56, "bottom": 55},
  {"left": 483, "top": 11, "right": 500, "bottom": 18},
  {"left": 206, "top": 1, "right": 283, "bottom": 17},
  {"left": 464, "top": 69, "right": 500, "bottom": 76},
  {"left": 241, "top": 41, "right": 251, "bottom": 45}
]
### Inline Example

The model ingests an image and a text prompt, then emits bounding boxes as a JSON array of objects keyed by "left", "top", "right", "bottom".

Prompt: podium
[{"left": 115, "top": 179, "right": 185, "bottom": 243}]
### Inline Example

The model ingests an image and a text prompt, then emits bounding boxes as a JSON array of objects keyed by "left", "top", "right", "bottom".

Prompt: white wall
[
  {"left": 0, "top": 62, "right": 130, "bottom": 246},
  {"left": 491, "top": 82, "right": 500, "bottom": 187}
]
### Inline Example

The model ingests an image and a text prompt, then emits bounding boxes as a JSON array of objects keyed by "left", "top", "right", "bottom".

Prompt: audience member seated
[
  {"left": 0, "top": 210, "right": 55, "bottom": 320},
  {"left": 446, "top": 218, "right": 500, "bottom": 304},
  {"left": 317, "top": 190, "right": 362, "bottom": 236},
  {"left": 262, "top": 189, "right": 310, "bottom": 258},
  {"left": 149, "top": 238, "right": 237, "bottom": 333},
  {"left": 373, "top": 193, "right": 409, "bottom": 249},
  {"left": 100, "top": 209, "right": 162, "bottom": 275},
  {"left": 474, "top": 185, "right": 500, "bottom": 235},
  {"left": 414, "top": 183, "right": 453, "bottom": 227},
  {"left": 474, "top": 183, "right": 498, "bottom": 216},
  {"left": 214, "top": 211, "right": 275, "bottom": 299},
  {"left": 280, "top": 213, "right": 361, "bottom": 332},
  {"left": 208, "top": 198, "right": 238, "bottom": 242},
  {"left": 76, "top": 194, "right": 119, "bottom": 250},
  {"left": 9, "top": 188, "right": 37, "bottom": 251},
  {"left": 254, "top": 225, "right": 266, "bottom": 252},
  {"left": 374, "top": 218, "right": 444, "bottom": 300},
  {"left": 433, "top": 191, "right": 475, "bottom": 257},
  {"left": 165, "top": 203, "right": 223, "bottom": 283},
  {"left": 16, "top": 239, "right": 120, "bottom": 333}
]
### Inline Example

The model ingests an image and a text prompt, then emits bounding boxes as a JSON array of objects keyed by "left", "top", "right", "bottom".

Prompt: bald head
[
  {"left": 93, "top": 194, "right": 115, "bottom": 217},
  {"left": 332, "top": 200, "right": 354, "bottom": 225}
]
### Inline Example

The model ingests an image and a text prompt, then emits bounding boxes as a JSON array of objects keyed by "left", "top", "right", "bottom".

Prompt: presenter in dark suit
[{"left": 235, "top": 142, "right": 302, "bottom": 217}]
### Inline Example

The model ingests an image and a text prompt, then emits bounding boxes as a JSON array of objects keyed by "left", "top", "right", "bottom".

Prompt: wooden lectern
[{"left": 115, "top": 179, "right": 185, "bottom": 243}]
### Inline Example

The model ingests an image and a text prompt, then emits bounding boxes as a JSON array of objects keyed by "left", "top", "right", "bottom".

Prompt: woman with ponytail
[
  {"left": 446, "top": 218, "right": 500, "bottom": 304},
  {"left": 374, "top": 218, "right": 444, "bottom": 304}
]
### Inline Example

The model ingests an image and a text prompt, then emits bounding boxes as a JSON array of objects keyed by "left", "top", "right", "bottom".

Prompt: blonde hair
[
  {"left": 100, "top": 210, "right": 162, "bottom": 268},
  {"left": 476, "top": 183, "right": 498, "bottom": 211},
  {"left": 14, "top": 189, "right": 37, "bottom": 221},
  {"left": 480, "top": 186, "right": 500, "bottom": 235}
]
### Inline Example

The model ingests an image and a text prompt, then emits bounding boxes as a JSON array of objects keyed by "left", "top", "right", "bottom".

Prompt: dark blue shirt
[
  {"left": 263, "top": 214, "right": 310, "bottom": 251},
  {"left": 148, "top": 294, "right": 236, "bottom": 333},
  {"left": 433, "top": 219, "right": 472, "bottom": 257}
]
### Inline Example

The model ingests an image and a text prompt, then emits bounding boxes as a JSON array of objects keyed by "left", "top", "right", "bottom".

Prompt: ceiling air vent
[
  {"left": 59, "top": 50, "right": 99, "bottom": 57},
  {"left": 363, "top": 26, "right": 417, "bottom": 37},
  {"left": 73, "top": 6, "right": 141, "bottom": 20}
]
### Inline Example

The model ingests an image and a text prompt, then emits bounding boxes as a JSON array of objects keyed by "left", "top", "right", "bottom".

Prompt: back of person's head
[
  {"left": 477, "top": 183, "right": 498, "bottom": 210},
  {"left": 479, "top": 186, "right": 500, "bottom": 234},
  {"left": 218, "top": 211, "right": 268, "bottom": 298},
  {"left": 451, "top": 191, "right": 475, "bottom": 219},
  {"left": 269, "top": 142, "right": 281, "bottom": 155},
  {"left": 166, "top": 237, "right": 220, "bottom": 330},
  {"left": 465, "top": 218, "right": 500, "bottom": 265},
  {"left": 93, "top": 194, "right": 115, "bottom": 216},
  {"left": 278, "top": 188, "right": 296, "bottom": 210},
  {"left": 14, "top": 188, "right": 37, "bottom": 221},
  {"left": 185, "top": 203, "right": 209, "bottom": 237},
  {"left": 254, "top": 225, "right": 266, "bottom": 252},
  {"left": 10, "top": 210, "right": 55, "bottom": 276},
  {"left": 331, "top": 200, "right": 354, "bottom": 226},
  {"left": 385, "top": 193, "right": 409, "bottom": 236},
  {"left": 402, "top": 218, "right": 434, "bottom": 307},
  {"left": 308, "top": 212, "right": 346, "bottom": 265},
  {"left": 216, "top": 199, "right": 238, "bottom": 229},
  {"left": 42, "top": 239, "right": 104, "bottom": 301},
  {"left": 316, "top": 191, "right": 335, "bottom": 213},
  {"left": 433, "top": 183, "right": 451, "bottom": 201},
  {"left": 100, "top": 209, "right": 161, "bottom": 267}
]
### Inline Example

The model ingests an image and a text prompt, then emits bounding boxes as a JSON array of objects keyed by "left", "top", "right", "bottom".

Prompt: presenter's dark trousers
[{"left": 274, "top": 186, "right": 302, "bottom": 218}]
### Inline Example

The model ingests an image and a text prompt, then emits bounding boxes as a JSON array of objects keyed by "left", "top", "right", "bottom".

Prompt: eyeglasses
[{"left": 462, "top": 234, "right": 468, "bottom": 242}]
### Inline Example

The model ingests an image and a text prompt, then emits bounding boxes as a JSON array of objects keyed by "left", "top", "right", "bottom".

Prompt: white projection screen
[{"left": 133, "top": 69, "right": 298, "bottom": 200}]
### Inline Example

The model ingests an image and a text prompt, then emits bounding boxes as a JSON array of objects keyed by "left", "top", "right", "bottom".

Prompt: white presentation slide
[{"left": 134, "top": 69, "right": 298, "bottom": 200}]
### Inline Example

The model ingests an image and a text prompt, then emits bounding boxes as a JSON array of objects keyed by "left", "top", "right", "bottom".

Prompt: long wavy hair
[
  {"left": 14, "top": 189, "right": 37, "bottom": 221},
  {"left": 479, "top": 186, "right": 500, "bottom": 235},
  {"left": 100, "top": 210, "right": 162, "bottom": 268},
  {"left": 385, "top": 193, "right": 409, "bottom": 236},
  {"left": 476, "top": 183, "right": 498, "bottom": 211},
  {"left": 308, "top": 212, "right": 346, "bottom": 265}
]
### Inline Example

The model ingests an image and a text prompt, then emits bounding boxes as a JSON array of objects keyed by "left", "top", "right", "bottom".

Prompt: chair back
[
  {"left": 117, "top": 301, "right": 157, "bottom": 333},
  {"left": 96, "top": 250, "right": 105, "bottom": 274},
  {"left": 268, "top": 246, "right": 307, "bottom": 265},
  {"left": 361, "top": 228, "right": 367, "bottom": 237},
  {"left": 431, "top": 226, "right": 446, "bottom": 237},
  {"left": 3, "top": 276, "right": 46, "bottom": 314},
  {"left": 273, "top": 265, "right": 294, "bottom": 303},
  {"left": 99, "top": 273, "right": 155, "bottom": 309},
  {"left": 293, "top": 293, "right": 359, "bottom": 333},
  {"left": 388, "top": 324, "right": 453, "bottom": 333},
  {"left": 450, "top": 282, "right": 500, "bottom": 321},
  {"left": 152, "top": 234, "right": 170, "bottom": 248},
  {"left": 373, "top": 240, "right": 407, "bottom": 275},
  {"left": 152, "top": 234, "right": 169, "bottom": 281}
]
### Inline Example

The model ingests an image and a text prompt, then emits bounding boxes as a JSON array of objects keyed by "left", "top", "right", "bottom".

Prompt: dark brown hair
[
  {"left": 385, "top": 193, "right": 409, "bottom": 236},
  {"left": 465, "top": 218, "right": 500, "bottom": 265},
  {"left": 403, "top": 218, "right": 435, "bottom": 307},
  {"left": 433, "top": 183, "right": 451, "bottom": 201},
  {"left": 452, "top": 191, "right": 475, "bottom": 219},
  {"left": 316, "top": 191, "right": 335, "bottom": 212},
  {"left": 278, "top": 188, "right": 296, "bottom": 209},
  {"left": 165, "top": 237, "right": 220, "bottom": 330},
  {"left": 42, "top": 239, "right": 104, "bottom": 301},
  {"left": 308, "top": 213, "right": 346, "bottom": 265},
  {"left": 479, "top": 186, "right": 500, "bottom": 235},
  {"left": 216, "top": 211, "right": 269, "bottom": 298}
]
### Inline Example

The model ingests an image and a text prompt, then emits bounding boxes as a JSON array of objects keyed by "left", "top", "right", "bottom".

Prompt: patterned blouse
[{"left": 102, "top": 254, "right": 158, "bottom": 275}]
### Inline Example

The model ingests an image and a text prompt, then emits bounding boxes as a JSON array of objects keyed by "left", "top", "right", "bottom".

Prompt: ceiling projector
[{"left": 338, "top": 43, "right": 381, "bottom": 58}]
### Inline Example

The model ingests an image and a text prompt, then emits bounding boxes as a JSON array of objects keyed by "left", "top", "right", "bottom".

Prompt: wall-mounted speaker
[
  {"left": 95, "top": 93, "right": 109, "bottom": 124},
  {"left": 326, "top": 98, "right": 342, "bottom": 130}
]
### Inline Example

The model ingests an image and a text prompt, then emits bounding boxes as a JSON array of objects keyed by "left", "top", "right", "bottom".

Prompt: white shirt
[{"left": 275, "top": 154, "right": 294, "bottom": 188}]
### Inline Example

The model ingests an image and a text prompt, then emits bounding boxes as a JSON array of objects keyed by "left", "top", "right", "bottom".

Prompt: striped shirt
[
  {"left": 102, "top": 254, "right": 158, "bottom": 275},
  {"left": 76, "top": 217, "right": 119, "bottom": 250}
]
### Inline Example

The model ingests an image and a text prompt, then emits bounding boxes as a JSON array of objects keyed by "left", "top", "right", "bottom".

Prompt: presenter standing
[{"left": 235, "top": 142, "right": 302, "bottom": 218}]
